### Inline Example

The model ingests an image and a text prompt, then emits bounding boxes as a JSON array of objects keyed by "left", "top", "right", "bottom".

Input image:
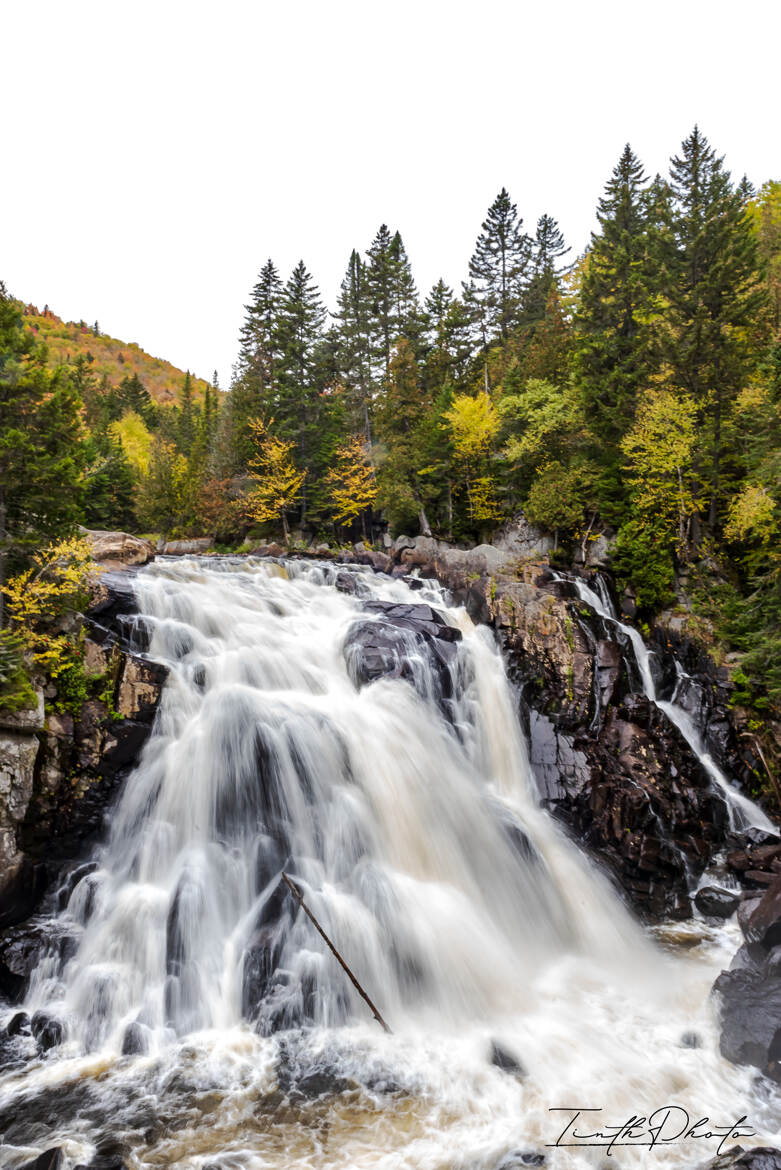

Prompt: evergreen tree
[
  {"left": 573, "top": 144, "right": 651, "bottom": 515},
  {"left": 178, "top": 370, "right": 195, "bottom": 453},
  {"left": 468, "top": 188, "right": 531, "bottom": 343},
  {"left": 116, "top": 373, "right": 156, "bottom": 426},
  {"left": 0, "top": 284, "right": 85, "bottom": 610},
  {"left": 336, "top": 249, "right": 373, "bottom": 439},
  {"left": 237, "top": 259, "right": 283, "bottom": 389},
  {"left": 663, "top": 127, "right": 765, "bottom": 525},
  {"left": 523, "top": 214, "right": 570, "bottom": 326},
  {"left": 275, "top": 261, "right": 328, "bottom": 520},
  {"left": 82, "top": 431, "right": 136, "bottom": 530},
  {"left": 424, "top": 280, "right": 453, "bottom": 343},
  {"left": 366, "top": 224, "right": 398, "bottom": 379}
]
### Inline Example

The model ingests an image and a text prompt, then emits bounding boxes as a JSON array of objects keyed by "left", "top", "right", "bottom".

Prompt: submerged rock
[
  {"left": 489, "top": 1039, "right": 526, "bottom": 1077},
  {"left": 30, "top": 1011, "right": 64, "bottom": 1052}
]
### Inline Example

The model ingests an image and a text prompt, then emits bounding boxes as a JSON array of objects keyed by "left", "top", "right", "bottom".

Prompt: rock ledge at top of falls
[{"left": 81, "top": 528, "right": 156, "bottom": 569}]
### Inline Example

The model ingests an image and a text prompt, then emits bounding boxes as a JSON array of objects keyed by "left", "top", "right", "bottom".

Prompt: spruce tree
[
  {"left": 336, "top": 249, "right": 373, "bottom": 440},
  {"left": 523, "top": 214, "right": 570, "bottom": 326},
  {"left": 275, "top": 261, "right": 327, "bottom": 521},
  {"left": 178, "top": 370, "right": 195, "bottom": 453},
  {"left": 663, "top": 127, "right": 765, "bottom": 526},
  {"left": 237, "top": 259, "right": 283, "bottom": 390},
  {"left": 0, "top": 284, "right": 85, "bottom": 610},
  {"left": 366, "top": 224, "right": 397, "bottom": 379},
  {"left": 468, "top": 188, "right": 531, "bottom": 343},
  {"left": 390, "top": 230, "right": 424, "bottom": 348},
  {"left": 424, "top": 279, "right": 453, "bottom": 343},
  {"left": 574, "top": 144, "right": 650, "bottom": 460}
]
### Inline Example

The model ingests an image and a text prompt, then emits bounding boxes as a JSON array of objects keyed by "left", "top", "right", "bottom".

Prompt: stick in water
[{"left": 282, "top": 871, "right": 392, "bottom": 1034}]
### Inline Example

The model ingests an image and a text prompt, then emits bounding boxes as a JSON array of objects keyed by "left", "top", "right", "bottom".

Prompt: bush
[{"left": 0, "top": 630, "right": 38, "bottom": 712}]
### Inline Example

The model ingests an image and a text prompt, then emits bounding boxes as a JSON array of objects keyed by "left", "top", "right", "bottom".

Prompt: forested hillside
[{"left": 1, "top": 126, "right": 780, "bottom": 711}]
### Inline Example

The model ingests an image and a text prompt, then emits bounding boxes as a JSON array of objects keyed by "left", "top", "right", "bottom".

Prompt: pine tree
[
  {"left": 390, "top": 230, "right": 423, "bottom": 347},
  {"left": 468, "top": 188, "right": 531, "bottom": 343},
  {"left": 0, "top": 284, "right": 85, "bottom": 612},
  {"left": 178, "top": 370, "right": 195, "bottom": 453},
  {"left": 424, "top": 280, "right": 453, "bottom": 343},
  {"left": 275, "top": 261, "right": 327, "bottom": 521},
  {"left": 663, "top": 127, "right": 765, "bottom": 526},
  {"left": 574, "top": 144, "right": 651, "bottom": 484},
  {"left": 523, "top": 214, "right": 570, "bottom": 326},
  {"left": 366, "top": 224, "right": 397, "bottom": 379},
  {"left": 237, "top": 259, "right": 283, "bottom": 388},
  {"left": 336, "top": 249, "right": 373, "bottom": 439}
]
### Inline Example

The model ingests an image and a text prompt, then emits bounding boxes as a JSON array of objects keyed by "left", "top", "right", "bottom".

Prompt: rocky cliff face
[
  {"left": 0, "top": 570, "right": 167, "bottom": 934},
  {"left": 320, "top": 535, "right": 774, "bottom": 921}
]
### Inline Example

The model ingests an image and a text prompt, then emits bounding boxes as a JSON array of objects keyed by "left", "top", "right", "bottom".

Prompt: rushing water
[
  {"left": 567, "top": 574, "right": 774, "bottom": 833},
  {"left": 1, "top": 557, "right": 778, "bottom": 1169}
]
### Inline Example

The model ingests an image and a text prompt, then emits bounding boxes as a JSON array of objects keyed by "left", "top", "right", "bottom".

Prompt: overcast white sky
[{"left": 3, "top": 0, "right": 779, "bottom": 388}]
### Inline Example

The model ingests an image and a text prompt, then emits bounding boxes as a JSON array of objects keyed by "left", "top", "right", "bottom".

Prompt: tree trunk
[
  {"left": 417, "top": 506, "right": 432, "bottom": 538},
  {"left": 281, "top": 510, "right": 290, "bottom": 542}
]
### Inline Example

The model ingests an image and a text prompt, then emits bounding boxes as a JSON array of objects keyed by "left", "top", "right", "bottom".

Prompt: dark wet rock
[
  {"left": 6, "top": 1010, "right": 30, "bottom": 1036},
  {"left": 489, "top": 1039, "right": 526, "bottom": 1077},
  {"left": 19, "top": 1148, "right": 64, "bottom": 1170},
  {"left": 702, "top": 1149, "right": 781, "bottom": 1170},
  {"left": 344, "top": 600, "right": 462, "bottom": 706},
  {"left": 276, "top": 1044, "right": 358, "bottom": 1100},
  {"left": 526, "top": 692, "right": 727, "bottom": 921},
  {"left": 739, "top": 897, "right": 764, "bottom": 938},
  {"left": 714, "top": 874, "right": 781, "bottom": 1080},
  {"left": 743, "top": 876, "right": 781, "bottom": 952},
  {"left": 31, "top": 1011, "right": 64, "bottom": 1051},
  {"left": 495, "top": 1153, "right": 546, "bottom": 1170},
  {"left": 680, "top": 1030, "right": 702, "bottom": 1048},
  {"left": 334, "top": 570, "right": 358, "bottom": 594},
  {"left": 695, "top": 886, "right": 741, "bottom": 919},
  {"left": 121, "top": 1020, "right": 148, "bottom": 1056}
]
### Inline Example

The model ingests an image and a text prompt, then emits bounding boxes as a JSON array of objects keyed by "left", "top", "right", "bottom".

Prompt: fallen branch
[{"left": 282, "top": 871, "right": 392, "bottom": 1034}]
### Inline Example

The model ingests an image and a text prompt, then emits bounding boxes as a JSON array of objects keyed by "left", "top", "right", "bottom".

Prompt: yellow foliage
[
  {"left": 444, "top": 393, "right": 499, "bottom": 461},
  {"left": 4, "top": 536, "right": 99, "bottom": 679},
  {"left": 325, "top": 437, "right": 377, "bottom": 524},
  {"left": 110, "top": 410, "right": 153, "bottom": 475},
  {"left": 725, "top": 484, "right": 778, "bottom": 545},
  {"left": 621, "top": 386, "right": 700, "bottom": 543},
  {"left": 245, "top": 418, "right": 306, "bottom": 538}
]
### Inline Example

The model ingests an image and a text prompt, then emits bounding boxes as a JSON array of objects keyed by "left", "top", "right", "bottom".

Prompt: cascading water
[
  {"left": 1, "top": 557, "right": 778, "bottom": 1169},
  {"left": 566, "top": 573, "right": 773, "bottom": 833}
]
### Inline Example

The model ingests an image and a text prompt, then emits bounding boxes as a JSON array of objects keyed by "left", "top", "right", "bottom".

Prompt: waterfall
[
  {"left": 2, "top": 557, "right": 777, "bottom": 1168},
  {"left": 567, "top": 573, "right": 773, "bottom": 833}
]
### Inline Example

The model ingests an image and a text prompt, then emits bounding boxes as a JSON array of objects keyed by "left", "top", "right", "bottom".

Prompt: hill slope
[{"left": 22, "top": 304, "right": 214, "bottom": 405}]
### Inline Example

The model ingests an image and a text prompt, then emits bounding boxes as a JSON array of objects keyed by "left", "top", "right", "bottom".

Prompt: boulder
[
  {"left": 714, "top": 874, "right": 781, "bottom": 1080},
  {"left": 161, "top": 538, "right": 213, "bottom": 556},
  {"left": 343, "top": 601, "right": 462, "bottom": 707},
  {"left": 695, "top": 885, "right": 741, "bottom": 919},
  {"left": 83, "top": 530, "right": 155, "bottom": 568},
  {"left": 492, "top": 514, "right": 554, "bottom": 560},
  {"left": 701, "top": 1150, "right": 781, "bottom": 1170}
]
